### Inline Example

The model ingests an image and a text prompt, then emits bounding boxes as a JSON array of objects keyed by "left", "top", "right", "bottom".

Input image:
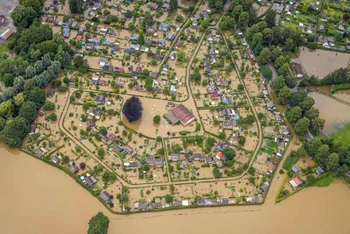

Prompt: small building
[
  {"left": 93, "top": 95, "right": 106, "bottom": 105},
  {"left": 63, "top": 26, "right": 70, "bottom": 38},
  {"left": 170, "top": 153, "right": 180, "bottom": 161},
  {"left": 276, "top": 148, "right": 284, "bottom": 157},
  {"left": 0, "top": 15, "right": 5, "bottom": 24},
  {"left": 316, "top": 166, "right": 325, "bottom": 175},
  {"left": 267, "top": 101, "right": 276, "bottom": 111},
  {"left": 246, "top": 195, "right": 259, "bottom": 203},
  {"left": 68, "top": 163, "right": 79, "bottom": 174},
  {"left": 52, "top": 156, "right": 61, "bottom": 164},
  {"left": 85, "top": 175, "right": 98, "bottom": 187},
  {"left": 289, "top": 177, "right": 303, "bottom": 189},
  {"left": 291, "top": 164, "right": 301, "bottom": 174},
  {"left": 86, "top": 120, "right": 95, "bottom": 128},
  {"left": 260, "top": 182, "right": 269, "bottom": 195},
  {"left": 158, "top": 23, "right": 170, "bottom": 32},
  {"left": 86, "top": 108, "right": 102, "bottom": 119},
  {"left": 99, "top": 191, "right": 112, "bottom": 202}
]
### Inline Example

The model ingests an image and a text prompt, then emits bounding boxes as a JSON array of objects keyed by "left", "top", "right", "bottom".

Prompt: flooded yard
[
  {"left": 308, "top": 92, "right": 350, "bottom": 135},
  {"left": 292, "top": 47, "right": 350, "bottom": 78}
]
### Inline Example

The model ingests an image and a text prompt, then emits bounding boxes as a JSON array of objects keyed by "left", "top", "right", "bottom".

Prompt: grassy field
[
  {"left": 313, "top": 174, "right": 334, "bottom": 187},
  {"left": 332, "top": 124, "right": 350, "bottom": 147},
  {"left": 0, "top": 42, "right": 9, "bottom": 54}
]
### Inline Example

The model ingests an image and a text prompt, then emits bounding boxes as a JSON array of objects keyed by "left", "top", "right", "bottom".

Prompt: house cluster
[
  {"left": 134, "top": 198, "right": 190, "bottom": 211},
  {"left": 207, "top": 79, "right": 234, "bottom": 106},
  {"left": 112, "top": 143, "right": 135, "bottom": 156}
]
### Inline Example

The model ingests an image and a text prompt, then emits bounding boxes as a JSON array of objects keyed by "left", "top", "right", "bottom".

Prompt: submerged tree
[
  {"left": 122, "top": 96, "right": 143, "bottom": 122},
  {"left": 88, "top": 212, "right": 109, "bottom": 234}
]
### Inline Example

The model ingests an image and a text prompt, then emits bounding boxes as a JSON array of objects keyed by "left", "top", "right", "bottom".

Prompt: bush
[
  {"left": 122, "top": 96, "right": 143, "bottom": 122},
  {"left": 153, "top": 115, "right": 161, "bottom": 124}
]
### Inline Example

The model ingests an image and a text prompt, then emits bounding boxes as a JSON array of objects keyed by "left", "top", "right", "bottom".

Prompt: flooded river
[
  {"left": 1, "top": 145, "right": 350, "bottom": 234},
  {"left": 292, "top": 47, "right": 350, "bottom": 78}
]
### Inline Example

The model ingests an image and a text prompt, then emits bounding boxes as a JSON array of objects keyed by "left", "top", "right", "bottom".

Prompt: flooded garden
[{"left": 308, "top": 92, "right": 350, "bottom": 135}]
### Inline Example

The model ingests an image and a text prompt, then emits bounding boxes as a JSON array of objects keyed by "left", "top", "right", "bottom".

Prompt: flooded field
[
  {"left": 1, "top": 145, "right": 350, "bottom": 234},
  {"left": 292, "top": 47, "right": 350, "bottom": 78},
  {"left": 334, "top": 89, "right": 350, "bottom": 103},
  {"left": 308, "top": 92, "right": 350, "bottom": 135}
]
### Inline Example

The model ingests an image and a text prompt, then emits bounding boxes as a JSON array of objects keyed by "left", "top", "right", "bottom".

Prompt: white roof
[{"left": 182, "top": 200, "right": 189, "bottom": 206}]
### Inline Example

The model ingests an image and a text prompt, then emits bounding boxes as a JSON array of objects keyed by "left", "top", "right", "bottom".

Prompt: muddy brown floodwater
[
  {"left": 308, "top": 92, "right": 350, "bottom": 135},
  {"left": 292, "top": 47, "right": 350, "bottom": 79},
  {"left": 1, "top": 144, "right": 350, "bottom": 234}
]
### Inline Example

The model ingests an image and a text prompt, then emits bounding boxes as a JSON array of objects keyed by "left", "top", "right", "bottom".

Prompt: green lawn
[
  {"left": 313, "top": 174, "right": 334, "bottom": 187},
  {"left": 0, "top": 42, "right": 9, "bottom": 54},
  {"left": 332, "top": 124, "right": 350, "bottom": 148}
]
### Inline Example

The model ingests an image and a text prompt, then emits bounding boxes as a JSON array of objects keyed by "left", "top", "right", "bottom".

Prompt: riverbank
[{"left": 1, "top": 145, "right": 350, "bottom": 234}]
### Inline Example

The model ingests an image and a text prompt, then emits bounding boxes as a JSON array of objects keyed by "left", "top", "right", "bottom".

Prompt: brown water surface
[
  {"left": 293, "top": 47, "right": 350, "bottom": 78},
  {"left": 308, "top": 92, "right": 350, "bottom": 135},
  {"left": 1, "top": 145, "right": 350, "bottom": 234}
]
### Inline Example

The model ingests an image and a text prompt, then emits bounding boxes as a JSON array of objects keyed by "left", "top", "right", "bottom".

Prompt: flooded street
[
  {"left": 308, "top": 92, "right": 350, "bottom": 135},
  {"left": 1, "top": 145, "right": 350, "bottom": 234},
  {"left": 293, "top": 47, "right": 350, "bottom": 78}
]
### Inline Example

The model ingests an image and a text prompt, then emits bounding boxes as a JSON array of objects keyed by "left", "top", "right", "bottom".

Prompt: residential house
[
  {"left": 68, "top": 162, "right": 79, "bottom": 174},
  {"left": 93, "top": 95, "right": 106, "bottom": 105},
  {"left": 149, "top": 2, "right": 158, "bottom": 10},
  {"left": 165, "top": 104, "right": 195, "bottom": 125},
  {"left": 241, "top": 38, "right": 248, "bottom": 46},
  {"left": 276, "top": 148, "right": 284, "bottom": 157},
  {"left": 291, "top": 164, "right": 301, "bottom": 174},
  {"left": 124, "top": 161, "right": 141, "bottom": 169},
  {"left": 52, "top": 156, "right": 61, "bottom": 164},
  {"left": 221, "top": 95, "right": 231, "bottom": 105},
  {"left": 275, "top": 112, "right": 283, "bottom": 124},
  {"left": 125, "top": 146, "right": 134, "bottom": 155},
  {"left": 272, "top": 3, "right": 284, "bottom": 14},
  {"left": 246, "top": 195, "right": 259, "bottom": 203},
  {"left": 99, "top": 57, "right": 108, "bottom": 67},
  {"left": 289, "top": 177, "right": 303, "bottom": 189},
  {"left": 158, "top": 23, "right": 170, "bottom": 32},
  {"left": 260, "top": 182, "right": 269, "bottom": 195},
  {"left": 35, "top": 147, "right": 47, "bottom": 157},
  {"left": 63, "top": 26, "right": 70, "bottom": 38},
  {"left": 86, "top": 120, "right": 95, "bottom": 128},
  {"left": 153, "top": 198, "right": 162, "bottom": 208},
  {"left": 86, "top": 108, "right": 102, "bottom": 119},
  {"left": 85, "top": 175, "right": 98, "bottom": 187},
  {"left": 222, "top": 120, "right": 234, "bottom": 130},
  {"left": 102, "top": 135, "right": 112, "bottom": 145},
  {"left": 167, "top": 33, "right": 175, "bottom": 41},
  {"left": 316, "top": 166, "right": 325, "bottom": 175},
  {"left": 99, "top": 191, "right": 112, "bottom": 202},
  {"left": 134, "top": 201, "right": 148, "bottom": 210},
  {"left": 47, "top": 88, "right": 55, "bottom": 98}
]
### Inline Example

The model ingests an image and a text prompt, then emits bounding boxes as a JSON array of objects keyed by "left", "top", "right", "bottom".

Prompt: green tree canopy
[{"left": 88, "top": 212, "right": 110, "bottom": 234}]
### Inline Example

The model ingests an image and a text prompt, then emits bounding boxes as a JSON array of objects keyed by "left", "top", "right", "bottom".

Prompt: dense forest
[{"left": 0, "top": 0, "right": 77, "bottom": 147}]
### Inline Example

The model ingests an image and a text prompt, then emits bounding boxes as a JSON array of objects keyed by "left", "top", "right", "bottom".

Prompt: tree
[
  {"left": 138, "top": 33, "right": 144, "bottom": 45},
  {"left": 238, "top": 12, "right": 249, "bottom": 27},
  {"left": 1, "top": 117, "right": 29, "bottom": 148},
  {"left": 11, "top": 5, "right": 38, "bottom": 28},
  {"left": 315, "top": 144, "right": 330, "bottom": 165},
  {"left": 26, "top": 87, "right": 46, "bottom": 109},
  {"left": 278, "top": 63, "right": 290, "bottom": 77},
  {"left": 44, "top": 101, "right": 55, "bottom": 111},
  {"left": 290, "top": 92, "right": 307, "bottom": 107},
  {"left": 48, "top": 113, "right": 57, "bottom": 121},
  {"left": 213, "top": 167, "right": 222, "bottom": 178},
  {"left": 294, "top": 117, "right": 310, "bottom": 136},
  {"left": 309, "top": 117, "right": 325, "bottom": 134},
  {"left": 277, "top": 86, "right": 291, "bottom": 105},
  {"left": 265, "top": 10, "right": 276, "bottom": 28},
  {"left": 201, "top": 19, "right": 209, "bottom": 28},
  {"left": 258, "top": 48, "right": 271, "bottom": 64},
  {"left": 165, "top": 194, "right": 173, "bottom": 204},
  {"left": 68, "top": 0, "right": 83, "bottom": 14},
  {"left": 238, "top": 136, "right": 246, "bottom": 146},
  {"left": 261, "top": 66, "right": 272, "bottom": 80},
  {"left": 14, "top": 93, "right": 25, "bottom": 107},
  {"left": 19, "top": 101, "right": 37, "bottom": 123},
  {"left": 271, "top": 76, "right": 286, "bottom": 93},
  {"left": 286, "top": 106, "right": 302, "bottom": 125},
  {"left": 122, "top": 96, "right": 143, "bottom": 123},
  {"left": 153, "top": 115, "right": 161, "bottom": 124},
  {"left": 300, "top": 96, "right": 315, "bottom": 112},
  {"left": 305, "top": 107, "right": 319, "bottom": 120},
  {"left": 326, "top": 153, "right": 339, "bottom": 171},
  {"left": 177, "top": 50, "right": 186, "bottom": 62},
  {"left": 223, "top": 147, "right": 235, "bottom": 160},
  {"left": 169, "top": 0, "right": 178, "bottom": 13},
  {"left": 88, "top": 212, "right": 109, "bottom": 234},
  {"left": 98, "top": 148, "right": 105, "bottom": 159}
]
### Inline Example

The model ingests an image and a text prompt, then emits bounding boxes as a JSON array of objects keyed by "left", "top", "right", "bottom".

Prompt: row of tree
[
  {"left": 300, "top": 67, "right": 350, "bottom": 86},
  {"left": 304, "top": 136, "right": 350, "bottom": 174},
  {"left": 285, "top": 92, "right": 325, "bottom": 138}
]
